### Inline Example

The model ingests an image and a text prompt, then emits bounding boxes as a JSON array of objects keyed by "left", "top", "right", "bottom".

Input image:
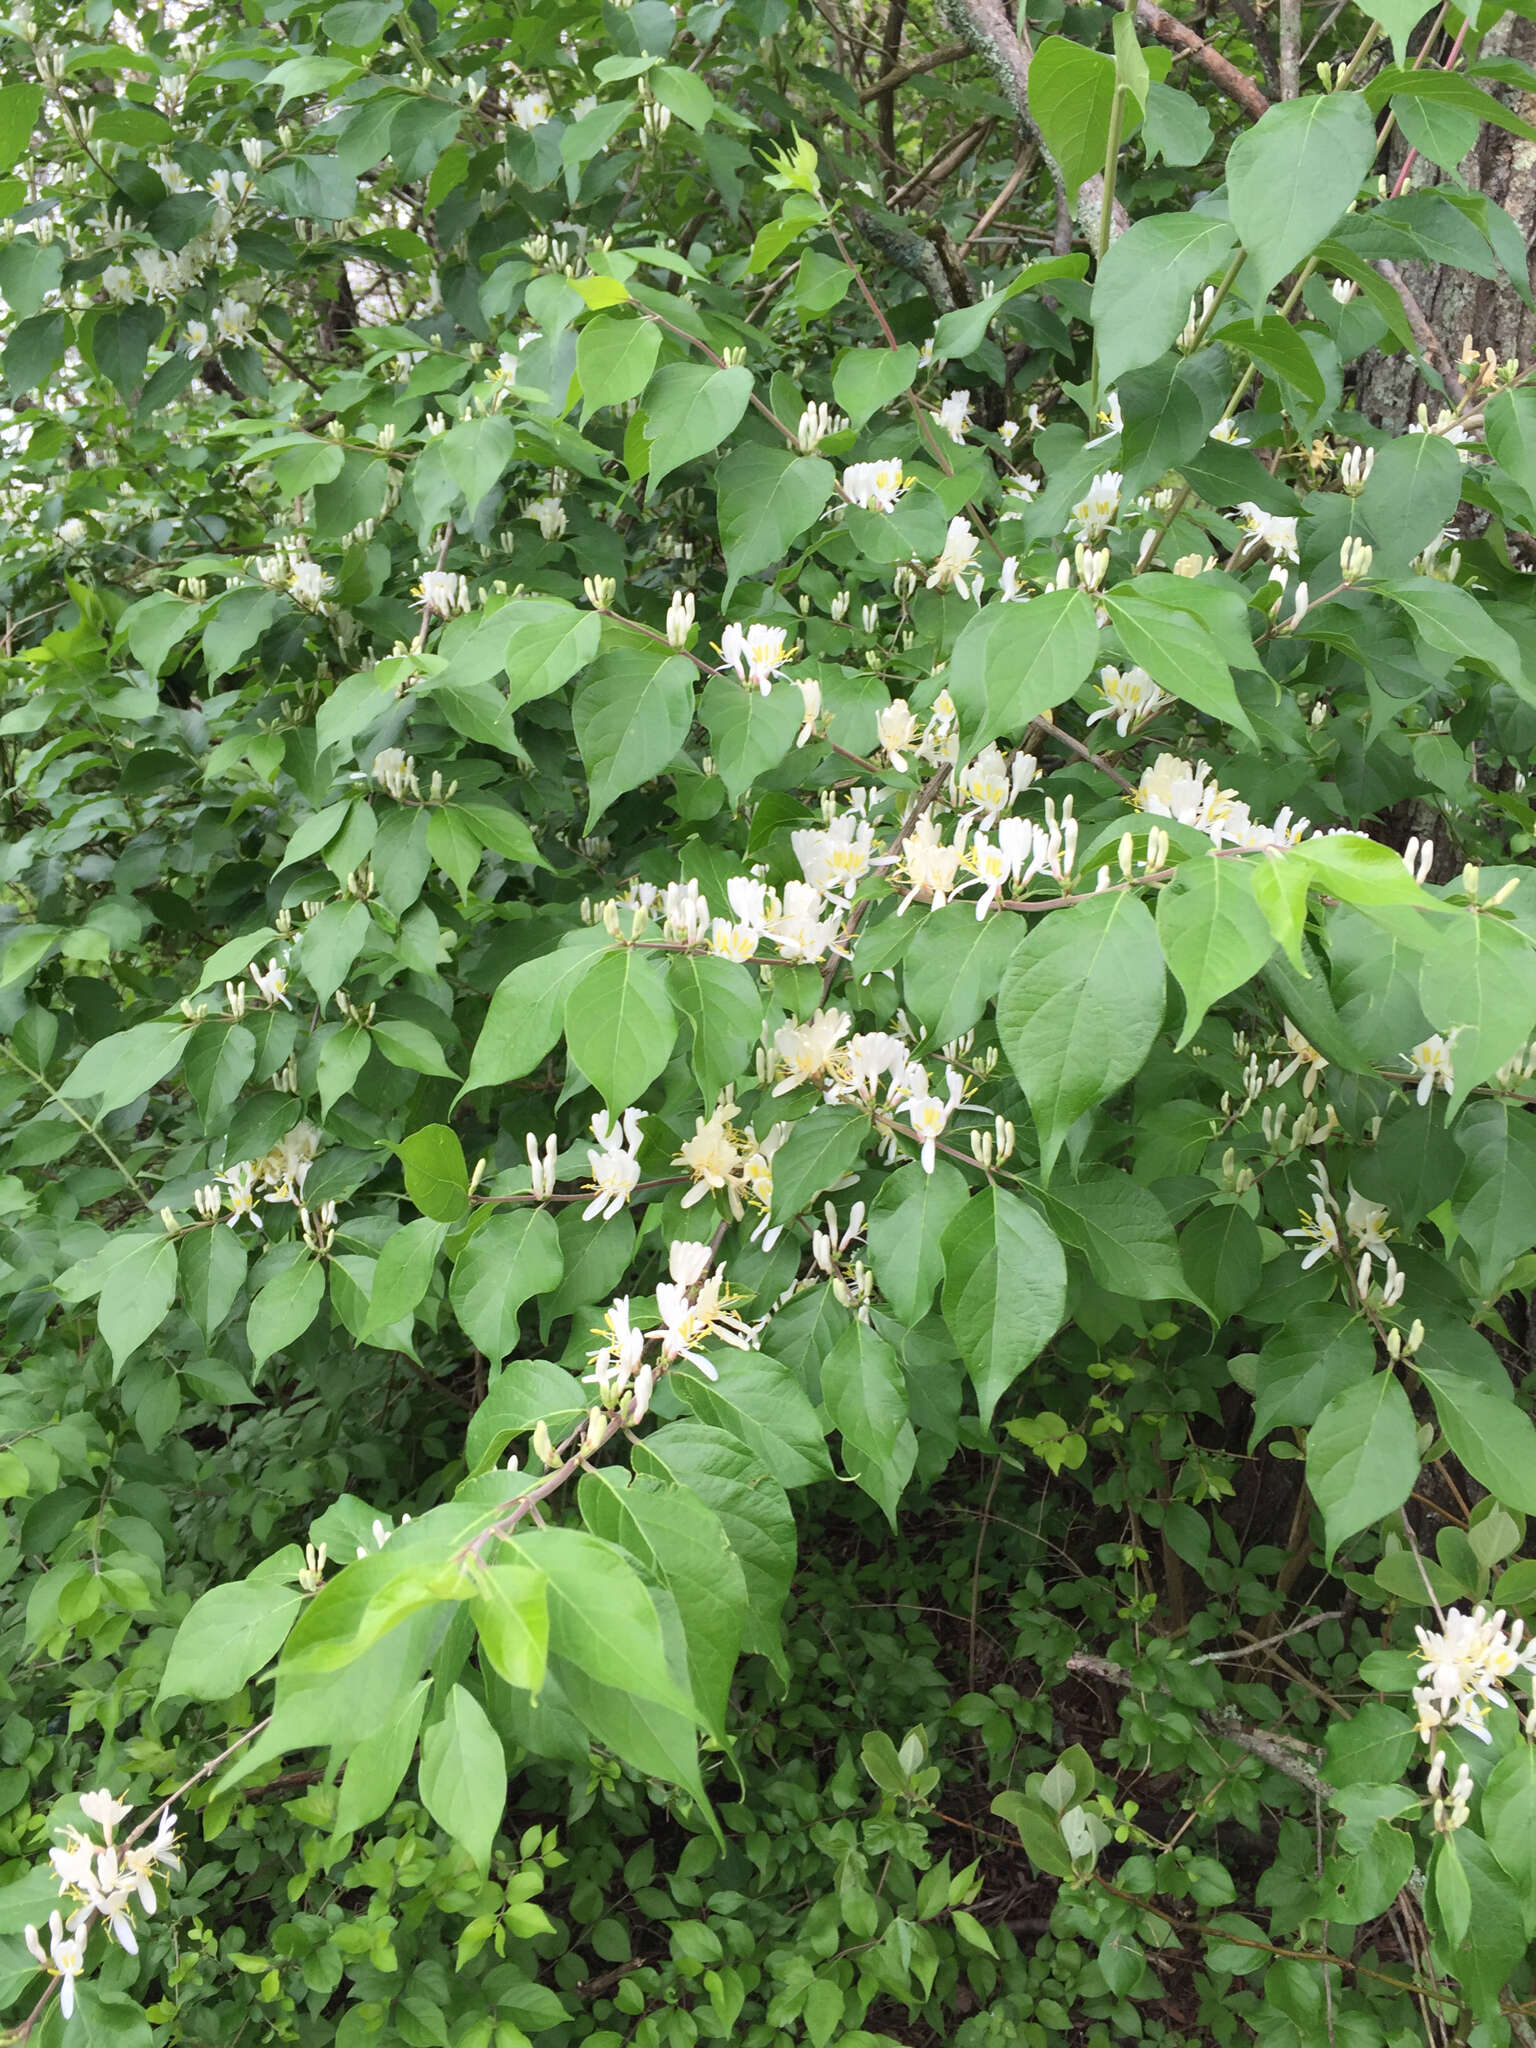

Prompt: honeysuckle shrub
[{"left": 4, "top": 0, "right": 1536, "bottom": 2038}]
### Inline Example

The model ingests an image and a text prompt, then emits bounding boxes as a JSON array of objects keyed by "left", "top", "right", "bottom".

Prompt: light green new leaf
[
  {"left": 449, "top": 1208, "right": 564, "bottom": 1364},
  {"left": 642, "top": 361, "right": 754, "bottom": 489},
  {"left": 574, "top": 648, "right": 693, "bottom": 826},
  {"left": 1091, "top": 215, "right": 1237, "bottom": 388},
  {"left": 565, "top": 945, "right": 677, "bottom": 1112},
  {"left": 997, "top": 891, "right": 1166, "bottom": 1178},
  {"left": 822, "top": 1321, "right": 915, "bottom": 1525},
  {"left": 419, "top": 1684, "right": 505, "bottom": 1872},
  {"left": 940, "top": 1188, "right": 1068, "bottom": 1425},
  {"left": 1157, "top": 854, "right": 1275, "bottom": 1044},
  {"left": 1306, "top": 1372, "right": 1418, "bottom": 1560},
  {"left": 1227, "top": 93, "right": 1377, "bottom": 299}
]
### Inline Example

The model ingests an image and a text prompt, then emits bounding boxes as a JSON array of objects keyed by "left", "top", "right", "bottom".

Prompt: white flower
[
  {"left": 1086, "top": 391, "right": 1122, "bottom": 446},
  {"left": 877, "top": 698, "right": 919, "bottom": 769},
  {"left": 1413, "top": 1605, "right": 1536, "bottom": 1744},
  {"left": 793, "top": 674, "right": 821, "bottom": 746},
  {"left": 842, "top": 455, "right": 909, "bottom": 512},
  {"left": 78, "top": 1791, "right": 132, "bottom": 1838},
  {"left": 526, "top": 495, "right": 567, "bottom": 540},
  {"left": 1273, "top": 1018, "right": 1327, "bottom": 1097},
  {"left": 1339, "top": 445, "right": 1374, "bottom": 495},
  {"left": 586, "top": 1297, "right": 646, "bottom": 1402},
  {"left": 665, "top": 589, "right": 695, "bottom": 649},
  {"left": 719, "top": 621, "right": 792, "bottom": 695},
  {"left": 1344, "top": 1186, "right": 1392, "bottom": 1260},
  {"left": 584, "top": 1109, "right": 645, "bottom": 1221},
  {"left": 905, "top": 1070, "right": 965, "bottom": 1173},
  {"left": 934, "top": 389, "right": 972, "bottom": 442},
  {"left": 773, "top": 1008, "right": 850, "bottom": 1095},
  {"left": 676, "top": 1106, "right": 744, "bottom": 1211},
  {"left": 1069, "top": 470, "right": 1122, "bottom": 543},
  {"left": 1330, "top": 277, "right": 1358, "bottom": 306},
  {"left": 183, "top": 318, "right": 211, "bottom": 359},
  {"left": 511, "top": 90, "right": 553, "bottom": 129},
  {"left": 1405, "top": 1032, "right": 1457, "bottom": 1105},
  {"left": 216, "top": 1159, "right": 264, "bottom": 1228},
  {"left": 248, "top": 958, "right": 292, "bottom": 1009},
  {"left": 792, "top": 812, "right": 875, "bottom": 897},
  {"left": 709, "top": 918, "right": 758, "bottom": 962},
  {"left": 414, "top": 568, "right": 470, "bottom": 617},
  {"left": 668, "top": 1240, "right": 714, "bottom": 1287},
  {"left": 1208, "top": 417, "right": 1249, "bottom": 445},
  {"left": 1086, "top": 664, "right": 1168, "bottom": 738},
  {"left": 1283, "top": 1163, "right": 1342, "bottom": 1271},
  {"left": 1237, "top": 502, "right": 1300, "bottom": 563},
  {"left": 764, "top": 879, "right": 841, "bottom": 962},
  {"left": 213, "top": 297, "right": 256, "bottom": 345},
  {"left": 999, "top": 475, "right": 1041, "bottom": 520},
  {"left": 890, "top": 813, "right": 965, "bottom": 912},
  {"left": 24, "top": 1912, "right": 85, "bottom": 2020},
  {"left": 100, "top": 263, "right": 134, "bottom": 302},
  {"left": 795, "top": 401, "right": 846, "bottom": 452},
  {"left": 828, "top": 1031, "right": 907, "bottom": 1104},
  {"left": 925, "top": 516, "right": 982, "bottom": 600},
  {"left": 655, "top": 1266, "right": 757, "bottom": 1374},
  {"left": 287, "top": 559, "right": 334, "bottom": 609},
  {"left": 998, "top": 419, "right": 1020, "bottom": 447}
]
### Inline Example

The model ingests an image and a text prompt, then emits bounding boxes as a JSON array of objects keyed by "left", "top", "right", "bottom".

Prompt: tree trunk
[{"left": 1352, "top": 12, "right": 1536, "bottom": 432}]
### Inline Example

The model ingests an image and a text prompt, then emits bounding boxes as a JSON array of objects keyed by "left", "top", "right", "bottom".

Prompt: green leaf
[
  {"left": 902, "top": 905, "right": 1022, "bottom": 1042},
  {"left": 578, "top": 312, "right": 662, "bottom": 411},
  {"left": 499, "top": 599, "right": 603, "bottom": 714},
  {"left": 1452, "top": 1102, "right": 1536, "bottom": 1294},
  {"left": 717, "top": 444, "right": 834, "bottom": 590},
  {"left": 1179, "top": 1201, "right": 1262, "bottom": 1321},
  {"left": 948, "top": 587, "right": 1100, "bottom": 751},
  {"left": 469, "top": 1564, "right": 549, "bottom": 1693},
  {"left": 1367, "top": 64, "right": 1536, "bottom": 141},
  {"left": 203, "top": 587, "right": 285, "bottom": 682},
  {"left": 992, "top": 1790, "right": 1075, "bottom": 1878},
  {"left": 365, "top": 1217, "right": 447, "bottom": 1336},
  {"left": 642, "top": 361, "right": 754, "bottom": 489},
  {"left": 1358, "top": 431, "right": 1464, "bottom": 572},
  {"left": 1091, "top": 215, "right": 1237, "bottom": 389},
  {"left": 768, "top": 1106, "right": 869, "bottom": 1224},
  {"left": 1419, "top": 908, "right": 1536, "bottom": 1108},
  {"left": 1030, "top": 37, "right": 1118, "bottom": 203},
  {"left": 1227, "top": 92, "right": 1377, "bottom": 299},
  {"left": 673, "top": 1351, "right": 832, "bottom": 1489},
  {"left": 1252, "top": 1306, "right": 1375, "bottom": 1439},
  {"left": 1216, "top": 316, "right": 1326, "bottom": 411},
  {"left": 1038, "top": 1172, "right": 1195, "bottom": 1305},
  {"left": 633, "top": 1423, "right": 794, "bottom": 1677},
  {"left": 460, "top": 932, "right": 608, "bottom": 1096},
  {"left": 1157, "top": 855, "right": 1275, "bottom": 1045},
  {"left": 512, "top": 1525, "right": 696, "bottom": 1719},
  {"left": 158, "top": 1581, "right": 303, "bottom": 1705},
  {"left": 0, "top": 83, "right": 41, "bottom": 174},
  {"left": 699, "top": 671, "right": 801, "bottom": 803},
  {"left": 371, "top": 1018, "right": 457, "bottom": 1079},
  {"left": 419, "top": 1684, "right": 505, "bottom": 1872},
  {"left": 1430, "top": 1832, "right": 1528, "bottom": 2020},
  {"left": 865, "top": 1160, "right": 970, "bottom": 1327},
  {"left": 1142, "top": 80, "right": 1211, "bottom": 167},
  {"left": 1101, "top": 583, "right": 1255, "bottom": 738},
  {"left": 1306, "top": 1373, "right": 1419, "bottom": 1560},
  {"left": 248, "top": 1257, "right": 326, "bottom": 1369},
  {"left": 575, "top": 648, "right": 693, "bottom": 826},
  {"left": 667, "top": 952, "right": 764, "bottom": 1102},
  {"left": 60, "top": 1019, "right": 185, "bottom": 1113},
  {"left": 97, "top": 1234, "right": 178, "bottom": 1375},
  {"left": 1482, "top": 1744, "right": 1536, "bottom": 1905},
  {"left": 1485, "top": 384, "right": 1536, "bottom": 509},
  {"left": 579, "top": 1471, "right": 746, "bottom": 1743},
  {"left": 1374, "top": 0, "right": 1434, "bottom": 61},
  {"left": 1376, "top": 575, "right": 1521, "bottom": 677},
  {"left": 822, "top": 1320, "right": 915, "bottom": 1525},
  {"left": 997, "top": 891, "right": 1166, "bottom": 1178},
  {"left": 1418, "top": 1368, "right": 1536, "bottom": 1514},
  {"left": 928, "top": 254, "right": 1088, "bottom": 360},
  {"left": 832, "top": 343, "right": 919, "bottom": 427},
  {"left": 565, "top": 946, "right": 677, "bottom": 1112},
  {"left": 449, "top": 1209, "right": 564, "bottom": 1364},
  {"left": 397, "top": 1124, "right": 470, "bottom": 1222},
  {"left": 940, "top": 1188, "right": 1068, "bottom": 1426},
  {"left": 465, "top": 1358, "right": 590, "bottom": 1472}
]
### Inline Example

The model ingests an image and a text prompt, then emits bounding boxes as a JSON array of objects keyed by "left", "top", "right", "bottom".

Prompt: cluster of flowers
[
  {"left": 252, "top": 545, "right": 334, "bottom": 611},
  {"left": 584, "top": 1241, "right": 761, "bottom": 1422},
  {"left": 197, "top": 1122, "right": 333, "bottom": 1251},
  {"left": 1133, "top": 753, "right": 1320, "bottom": 853},
  {"left": 1411, "top": 1605, "right": 1536, "bottom": 1834},
  {"left": 674, "top": 1094, "right": 791, "bottom": 1238},
  {"left": 1283, "top": 1159, "right": 1403, "bottom": 1303},
  {"left": 764, "top": 1008, "right": 970, "bottom": 1172},
  {"left": 24, "top": 1792, "right": 179, "bottom": 2020}
]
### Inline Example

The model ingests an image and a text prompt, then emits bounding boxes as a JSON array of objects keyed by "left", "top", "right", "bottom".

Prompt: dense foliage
[{"left": 3, "top": 0, "right": 1536, "bottom": 2040}]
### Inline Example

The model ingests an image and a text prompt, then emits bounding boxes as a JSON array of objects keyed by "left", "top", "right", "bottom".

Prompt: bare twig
[{"left": 1134, "top": 0, "right": 1271, "bottom": 119}]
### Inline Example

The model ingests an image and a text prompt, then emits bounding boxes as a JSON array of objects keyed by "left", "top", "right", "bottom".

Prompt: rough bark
[{"left": 1353, "top": 12, "right": 1536, "bottom": 432}]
